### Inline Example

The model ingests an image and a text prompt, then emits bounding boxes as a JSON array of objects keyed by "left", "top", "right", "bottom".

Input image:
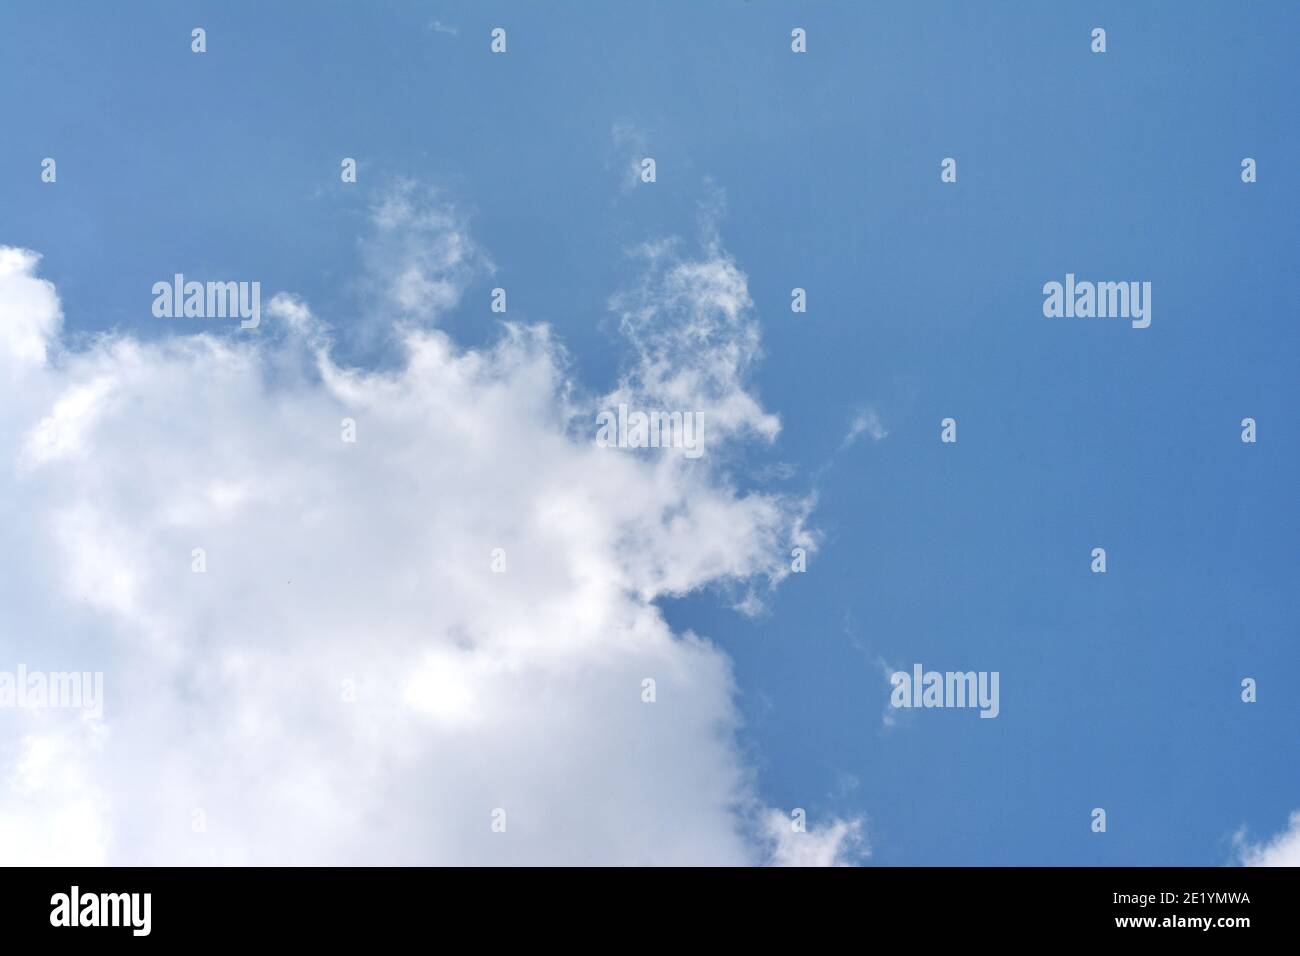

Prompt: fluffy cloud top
[
  {"left": 0, "top": 192, "right": 860, "bottom": 866},
  {"left": 762, "top": 810, "right": 866, "bottom": 867}
]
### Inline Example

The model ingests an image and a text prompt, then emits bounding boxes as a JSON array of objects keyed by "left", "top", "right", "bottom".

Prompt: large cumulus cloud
[{"left": 0, "top": 192, "right": 860, "bottom": 865}]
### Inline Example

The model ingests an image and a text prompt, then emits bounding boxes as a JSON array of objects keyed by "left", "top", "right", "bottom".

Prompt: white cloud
[
  {"left": 0, "top": 247, "right": 61, "bottom": 370},
  {"left": 359, "top": 180, "right": 492, "bottom": 327},
  {"left": 762, "top": 809, "right": 867, "bottom": 867},
  {"left": 842, "top": 406, "right": 888, "bottom": 449},
  {"left": 1236, "top": 811, "right": 1300, "bottom": 866},
  {"left": 0, "top": 728, "right": 110, "bottom": 866},
  {"left": 605, "top": 234, "right": 782, "bottom": 446},
  {"left": 0, "top": 193, "right": 858, "bottom": 865}
]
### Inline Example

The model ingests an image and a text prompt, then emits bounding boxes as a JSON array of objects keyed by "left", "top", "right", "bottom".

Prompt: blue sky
[{"left": 1, "top": 2, "right": 1296, "bottom": 865}]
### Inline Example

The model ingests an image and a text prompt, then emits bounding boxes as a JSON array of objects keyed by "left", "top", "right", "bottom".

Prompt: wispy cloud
[
  {"left": 841, "top": 405, "right": 888, "bottom": 449},
  {"left": 359, "top": 180, "right": 493, "bottom": 330},
  {"left": 610, "top": 122, "right": 650, "bottom": 192},
  {"left": 1234, "top": 811, "right": 1300, "bottom": 866}
]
